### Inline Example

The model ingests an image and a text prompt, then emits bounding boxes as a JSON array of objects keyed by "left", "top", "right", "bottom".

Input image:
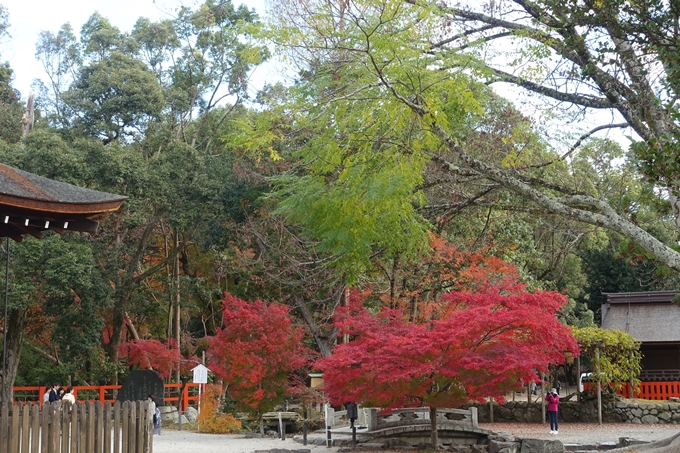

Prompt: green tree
[
  {"left": 573, "top": 326, "right": 642, "bottom": 424},
  {"left": 267, "top": 0, "right": 680, "bottom": 275}
]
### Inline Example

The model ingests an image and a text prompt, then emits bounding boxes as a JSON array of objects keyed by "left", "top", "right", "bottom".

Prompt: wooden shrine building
[
  {"left": 0, "top": 163, "right": 126, "bottom": 241},
  {"left": 602, "top": 290, "right": 680, "bottom": 381}
]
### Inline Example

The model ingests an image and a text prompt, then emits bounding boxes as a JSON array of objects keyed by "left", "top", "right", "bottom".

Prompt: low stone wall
[
  {"left": 469, "top": 396, "right": 680, "bottom": 425},
  {"left": 613, "top": 401, "right": 680, "bottom": 424}
]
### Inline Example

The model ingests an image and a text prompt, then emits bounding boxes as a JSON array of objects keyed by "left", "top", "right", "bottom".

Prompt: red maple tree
[
  {"left": 207, "top": 293, "right": 312, "bottom": 427},
  {"left": 317, "top": 290, "right": 578, "bottom": 446},
  {"left": 118, "top": 338, "right": 183, "bottom": 379}
]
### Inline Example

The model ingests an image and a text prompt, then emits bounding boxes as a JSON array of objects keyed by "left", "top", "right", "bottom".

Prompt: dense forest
[{"left": 0, "top": 0, "right": 678, "bottom": 414}]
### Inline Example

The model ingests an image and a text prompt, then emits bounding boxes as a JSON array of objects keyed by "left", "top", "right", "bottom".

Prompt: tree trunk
[
  {"left": 1, "top": 308, "right": 28, "bottom": 403},
  {"left": 173, "top": 230, "right": 181, "bottom": 384},
  {"left": 105, "top": 299, "right": 128, "bottom": 384},
  {"left": 429, "top": 406, "right": 438, "bottom": 448},
  {"left": 294, "top": 295, "right": 336, "bottom": 357}
]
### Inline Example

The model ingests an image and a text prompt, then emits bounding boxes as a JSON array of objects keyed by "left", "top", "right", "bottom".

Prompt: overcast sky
[{"left": 2, "top": 0, "right": 269, "bottom": 100}]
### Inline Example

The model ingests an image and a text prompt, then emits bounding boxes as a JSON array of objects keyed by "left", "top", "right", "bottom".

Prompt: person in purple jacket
[{"left": 546, "top": 387, "right": 560, "bottom": 434}]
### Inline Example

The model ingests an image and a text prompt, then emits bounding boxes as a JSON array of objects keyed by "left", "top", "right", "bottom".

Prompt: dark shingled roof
[
  {"left": 0, "top": 163, "right": 126, "bottom": 207},
  {"left": 602, "top": 291, "right": 680, "bottom": 343},
  {"left": 0, "top": 163, "right": 126, "bottom": 241}
]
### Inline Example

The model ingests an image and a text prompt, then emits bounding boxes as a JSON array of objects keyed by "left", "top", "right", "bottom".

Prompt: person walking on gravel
[{"left": 546, "top": 387, "right": 560, "bottom": 434}]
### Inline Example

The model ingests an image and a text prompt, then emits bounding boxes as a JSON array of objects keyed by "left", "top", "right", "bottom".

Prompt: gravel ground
[
  {"left": 151, "top": 424, "right": 680, "bottom": 453},
  {"left": 152, "top": 430, "right": 343, "bottom": 453},
  {"left": 480, "top": 423, "right": 680, "bottom": 446}
]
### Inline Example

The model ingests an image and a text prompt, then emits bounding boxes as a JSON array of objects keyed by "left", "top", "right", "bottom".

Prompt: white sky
[
  {"left": 2, "top": 0, "right": 270, "bottom": 100},
  {"left": 1, "top": 0, "right": 629, "bottom": 152}
]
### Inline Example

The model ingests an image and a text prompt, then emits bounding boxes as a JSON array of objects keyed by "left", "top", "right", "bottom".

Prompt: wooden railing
[
  {"left": 13, "top": 383, "right": 201, "bottom": 413},
  {"left": 616, "top": 381, "right": 680, "bottom": 400},
  {"left": 0, "top": 400, "right": 152, "bottom": 453},
  {"left": 583, "top": 380, "right": 680, "bottom": 401}
]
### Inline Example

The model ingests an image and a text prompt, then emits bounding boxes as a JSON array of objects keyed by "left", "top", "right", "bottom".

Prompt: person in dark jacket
[
  {"left": 546, "top": 387, "right": 560, "bottom": 434},
  {"left": 48, "top": 383, "right": 60, "bottom": 403}
]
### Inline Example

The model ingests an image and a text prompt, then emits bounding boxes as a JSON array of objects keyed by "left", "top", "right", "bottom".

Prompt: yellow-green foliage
[
  {"left": 572, "top": 326, "right": 642, "bottom": 392},
  {"left": 197, "top": 384, "right": 242, "bottom": 434}
]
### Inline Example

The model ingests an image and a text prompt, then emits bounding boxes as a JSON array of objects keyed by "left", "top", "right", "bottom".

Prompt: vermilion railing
[
  {"left": 584, "top": 381, "right": 680, "bottom": 401},
  {"left": 12, "top": 383, "right": 201, "bottom": 412}
]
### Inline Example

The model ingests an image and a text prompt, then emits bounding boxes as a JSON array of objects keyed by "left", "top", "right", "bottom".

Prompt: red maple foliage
[
  {"left": 118, "top": 338, "right": 184, "bottom": 379},
  {"left": 317, "top": 290, "right": 578, "bottom": 414},
  {"left": 207, "top": 293, "right": 312, "bottom": 416},
  {"left": 370, "top": 234, "right": 526, "bottom": 321}
]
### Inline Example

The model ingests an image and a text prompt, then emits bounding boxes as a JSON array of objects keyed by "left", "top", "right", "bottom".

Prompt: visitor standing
[
  {"left": 62, "top": 386, "right": 76, "bottom": 405},
  {"left": 148, "top": 395, "right": 161, "bottom": 436},
  {"left": 546, "top": 387, "right": 560, "bottom": 434},
  {"left": 48, "top": 383, "right": 60, "bottom": 403}
]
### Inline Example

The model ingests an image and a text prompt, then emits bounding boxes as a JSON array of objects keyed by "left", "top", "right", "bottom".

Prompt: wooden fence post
[
  {"left": 103, "top": 401, "right": 111, "bottom": 453},
  {"left": 70, "top": 403, "right": 79, "bottom": 453},
  {"left": 30, "top": 403, "right": 39, "bottom": 453},
  {"left": 114, "top": 402, "right": 121, "bottom": 453}
]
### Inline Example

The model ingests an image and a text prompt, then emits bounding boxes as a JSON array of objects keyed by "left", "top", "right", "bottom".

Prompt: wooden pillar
[
  {"left": 541, "top": 372, "right": 546, "bottom": 424},
  {"left": 596, "top": 347, "right": 602, "bottom": 425},
  {"left": 576, "top": 356, "right": 581, "bottom": 402},
  {"left": 489, "top": 397, "right": 494, "bottom": 423}
]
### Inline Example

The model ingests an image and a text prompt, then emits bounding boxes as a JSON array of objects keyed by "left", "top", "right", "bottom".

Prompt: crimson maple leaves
[
  {"left": 317, "top": 290, "right": 577, "bottom": 409},
  {"left": 207, "top": 293, "right": 312, "bottom": 416}
]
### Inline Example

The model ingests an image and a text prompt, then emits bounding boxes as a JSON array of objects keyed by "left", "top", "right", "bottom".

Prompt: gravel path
[
  {"left": 480, "top": 423, "right": 680, "bottom": 446},
  {"left": 151, "top": 424, "right": 680, "bottom": 452},
  {"left": 152, "top": 430, "right": 342, "bottom": 453}
]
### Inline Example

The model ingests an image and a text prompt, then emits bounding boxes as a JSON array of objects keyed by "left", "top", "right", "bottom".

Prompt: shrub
[{"left": 197, "top": 384, "right": 242, "bottom": 434}]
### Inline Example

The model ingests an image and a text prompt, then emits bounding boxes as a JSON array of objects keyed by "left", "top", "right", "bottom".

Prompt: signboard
[
  {"left": 117, "top": 370, "right": 164, "bottom": 406},
  {"left": 192, "top": 364, "right": 210, "bottom": 384}
]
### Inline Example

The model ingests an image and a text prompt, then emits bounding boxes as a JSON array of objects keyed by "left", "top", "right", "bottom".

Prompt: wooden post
[
  {"left": 122, "top": 402, "right": 129, "bottom": 453},
  {"left": 489, "top": 397, "right": 494, "bottom": 423},
  {"left": 10, "top": 404, "right": 19, "bottom": 453},
  {"left": 527, "top": 383, "right": 531, "bottom": 403},
  {"left": 596, "top": 347, "right": 602, "bottom": 425},
  {"left": 60, "top": 405, "right": 69, "bottom": 453},
  {"left": 114, "top": 401, "right": 121, "bottom": 453},
  {"left": 104, "top": 401, "right": 112, "bottom": 453},
  {"left": 630, "top": 349, "right": 635, "bottom": 399},
  {"left": 541, "top": 372, "right": 546, "bottom": 424},
  {"left": 69, "top": 403, "right": 78, "bottom": 453},
  {"left": 576, "top": 355, "right": 581, "bottom": 402},
  {"left": 21, "top": 404, "right": 30, "bottom": 453}
]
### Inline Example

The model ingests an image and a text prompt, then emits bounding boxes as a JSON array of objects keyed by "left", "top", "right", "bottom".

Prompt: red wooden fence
[
  {"left": 584, "top": 381, "right": 680, "bottom": 401},
  {"left": 12, "top": 383, "right": 201, "bottom": 412}
]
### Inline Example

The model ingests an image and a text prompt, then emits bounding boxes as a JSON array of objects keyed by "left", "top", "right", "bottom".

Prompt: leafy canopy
[
  {"left": 207, "top": 293, "right": 312, "bottom": 416},
  {"left": 318, "top": 289, "right": 578, "bottom": 409}
]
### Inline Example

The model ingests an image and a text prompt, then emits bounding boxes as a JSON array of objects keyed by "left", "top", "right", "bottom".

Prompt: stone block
[
  {"left": 489, "top": 440, "right": 519, "bottom": 453},
  {"left": 185, "top": 406, "right": 198, "bottom": 423},
  {"left": 630, "top": 408, "right": 643, "bottom": 418},
  {"left": 173, "top": 415, "right": 189, "bottom": 424},
  {"left": 615, "top": 402, "right": 627, "bottom": 409},
  {"left": 641, "top": 415, "right": 659, "bottom": 424},
  {"left": 658, "top": 411, "right": 672, "bottom": 421},
  {"left": 519, "top": 438, "right": 565, "bottom": 453}
]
